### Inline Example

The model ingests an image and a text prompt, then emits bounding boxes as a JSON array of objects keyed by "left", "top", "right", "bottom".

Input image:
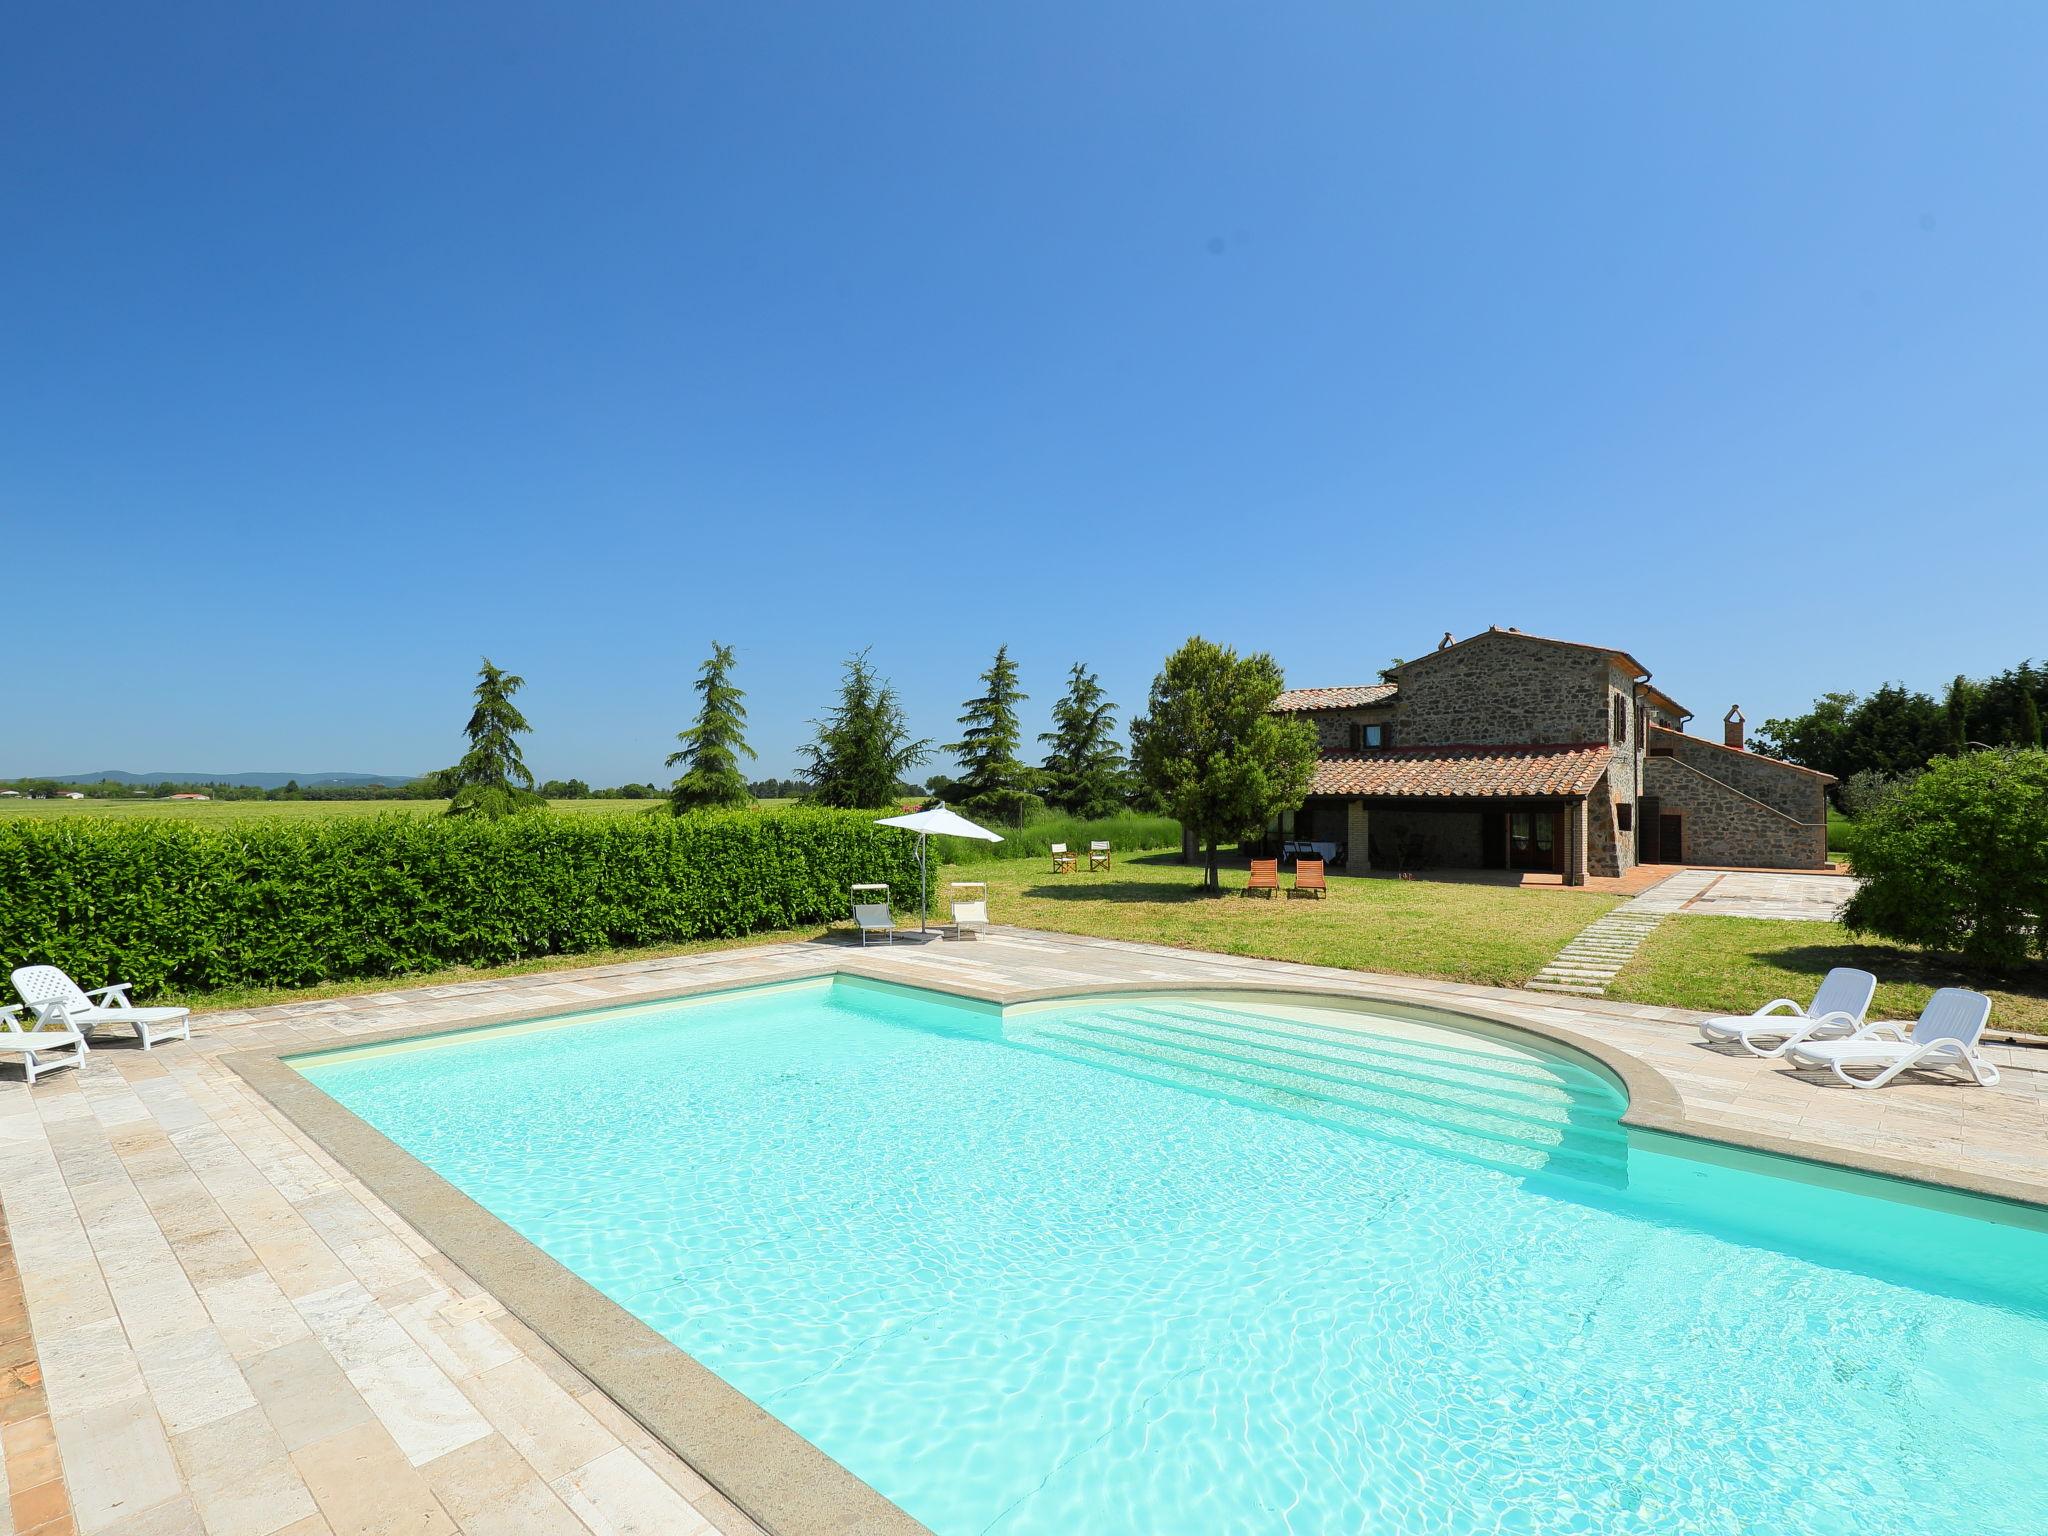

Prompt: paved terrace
[{"left": 1, "top": 930, "right": 2042, "bottom": 1536}]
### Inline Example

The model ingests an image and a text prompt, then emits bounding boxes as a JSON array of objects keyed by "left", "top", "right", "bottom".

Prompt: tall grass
[{"left": 929, "top": 812, "right": 1181, "bottom": 864}]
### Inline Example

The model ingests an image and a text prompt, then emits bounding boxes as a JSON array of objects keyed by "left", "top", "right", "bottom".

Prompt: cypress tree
[{"left": 1945, "top": 674, "right": 1972, "bottom": 755}]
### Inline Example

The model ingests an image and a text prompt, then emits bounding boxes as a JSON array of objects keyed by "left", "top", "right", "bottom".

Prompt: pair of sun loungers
[
  {"left": 1246, "top": 858, "right": 1326, "bottom": 898},
  {"left": 1698, "top": 967, "right": 2000, "bottom": 1088},
  {"left": 850, "top": 883, "right": 990, "bottom": 944},
  {"left": 2, "top": 965, "right": 193, "bottom": 1082}
]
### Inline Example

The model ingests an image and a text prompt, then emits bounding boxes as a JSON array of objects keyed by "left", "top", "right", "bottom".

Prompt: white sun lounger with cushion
[
  {"left": 850, "top": 885, "right": 895, "bottom": 946},
  {"left": 949, "top": 882, "right": 989, "bottom": 940},
  {"left": 1697, "top": 967, "right": 1877, "bottom": 1057},
  {"left": 1785, "top": 988, "right": 1999, "bottom": 1088},
  {"left": 0, "top": 1004, "right": 87, "bottom": 1083},
  {"left": 10, "top": 965, "right": 191, "bottom": 1050}
]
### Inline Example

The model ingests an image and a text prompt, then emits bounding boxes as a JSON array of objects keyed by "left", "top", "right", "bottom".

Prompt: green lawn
[
  {"left": 943, "top": 852, "right": 1618, "bottom": 989},
  {"left": 0, "top": 797, "right": 671, "bottom": 820},
  {"left": 1610, "top": 915, "right": 2048, "bottom": 1036}
]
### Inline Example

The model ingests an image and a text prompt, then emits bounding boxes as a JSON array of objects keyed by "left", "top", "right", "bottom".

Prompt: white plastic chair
[
  {"left": 11, "top": 966, "right": 191, "bottom": 1051},
  {"left": 1698, "top": 968, "right": 1877, "bottom": 1057},
  {"left": 1786, "top": 988, "right": 1999, "bottom": 1088},
  {"left": 949, "top": 882, "right": 989, "bottom": 940},
  {"left": 0, "top": 1004, "right": 87, "bottom": 1083},
  {"left": 850, "top": 884, "right": 895, "bottom": 946}
]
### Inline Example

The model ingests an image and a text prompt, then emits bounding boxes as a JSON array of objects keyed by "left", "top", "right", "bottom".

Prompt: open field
[
  {"left": 940, "top": 851, "right": 1619, "bottom": 989},
  {"left": 0, "top": 796, "right": 670, "bottom": 820},
  {"left": 1610, "top": 914, "right": 2048, "bottom": 1036}
]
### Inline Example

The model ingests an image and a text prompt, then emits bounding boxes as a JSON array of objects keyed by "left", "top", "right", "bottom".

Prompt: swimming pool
[{"left": 296, "top": 977, "right": 2048, "bottom": 1535}]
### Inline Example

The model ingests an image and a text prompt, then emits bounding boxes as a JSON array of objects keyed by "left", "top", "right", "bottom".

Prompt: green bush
[
  {"left": 0, "top": 809, "right": 929, "bottom": 1000},
  {"left": 928, "top": 812, "right": 1182, "bottom": 865},
  {"left": 1842, "top": 749, "right": 2048, "bottom": 968}
]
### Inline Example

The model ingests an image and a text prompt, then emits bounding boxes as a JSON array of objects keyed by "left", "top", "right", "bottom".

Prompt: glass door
[{"left": 1508, "top": 810, "right": 1557, "bottom": 871}]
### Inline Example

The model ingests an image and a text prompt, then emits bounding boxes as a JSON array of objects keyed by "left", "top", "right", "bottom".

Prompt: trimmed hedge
[
  {"left": 927, "top": 812, "right": 1183, "bottom": 865},
  {"left": 0, "top": 809, "right": 930, "bottom": 1000}
]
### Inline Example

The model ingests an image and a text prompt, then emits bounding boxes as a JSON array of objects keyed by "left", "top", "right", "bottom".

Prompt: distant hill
[{"left": 50, "top": 770, "right": 420, "bottom": 789}]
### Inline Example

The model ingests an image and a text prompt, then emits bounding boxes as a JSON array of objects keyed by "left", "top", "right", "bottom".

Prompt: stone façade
[{"left": 1277, "top": 628, "right": 1832, "bottom": 875}]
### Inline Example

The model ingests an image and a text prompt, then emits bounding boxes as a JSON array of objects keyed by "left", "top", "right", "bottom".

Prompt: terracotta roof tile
[
  {"left": 1310, "top": 743, "right": 1614, "bottom": 799},
  {"left": 1271, "top": 684, "right": 1398, "bottom": 711}
]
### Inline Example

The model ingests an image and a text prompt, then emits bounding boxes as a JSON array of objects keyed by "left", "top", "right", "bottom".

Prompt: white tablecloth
[{"left": 1282, "top": 840, "right": 1338, "bottom": 864}]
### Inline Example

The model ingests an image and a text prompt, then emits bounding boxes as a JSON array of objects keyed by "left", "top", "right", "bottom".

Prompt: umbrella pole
[{"left": 919, "top": 833, "right": 929, "bottom": 932}]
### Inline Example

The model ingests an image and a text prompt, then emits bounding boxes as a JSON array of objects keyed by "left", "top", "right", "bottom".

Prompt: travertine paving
[
  {"left": 1634, "top": 869, "right": 1858, "bottom": 921},
  {"left": 1, "top": 929, "right": 2042, "bottom": 1535}
]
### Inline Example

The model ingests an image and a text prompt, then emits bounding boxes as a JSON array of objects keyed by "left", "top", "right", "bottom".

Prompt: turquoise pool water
[{"left": 299, "top": 979, "right": 2048, "bottom": 1535}]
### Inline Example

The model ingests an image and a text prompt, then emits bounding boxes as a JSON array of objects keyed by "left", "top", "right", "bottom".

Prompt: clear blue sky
[{"left": 6, "top": 4, "right": 2044, "bottom": 784}]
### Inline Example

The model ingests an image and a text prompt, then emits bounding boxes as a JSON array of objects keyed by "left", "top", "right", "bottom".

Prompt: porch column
[
  {"left": 1565, "top": 799, "right": 1588, "bottom": 886},
  {"left": 1346, "top": 799, "right": 1370, "bottom": 871}
]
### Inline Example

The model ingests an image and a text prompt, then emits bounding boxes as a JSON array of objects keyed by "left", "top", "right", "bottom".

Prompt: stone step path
[{"left": 1526, "top": 904, "right": 1669, "bottom": 997}]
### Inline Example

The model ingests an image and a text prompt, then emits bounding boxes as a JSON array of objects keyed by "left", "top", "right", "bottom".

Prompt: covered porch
[
  {"left": 1284, "top": 795, "right": 1595, "bottom": 885},
  {"left": 1269, "top": 742, "right": 1618, "bottom": 887}
]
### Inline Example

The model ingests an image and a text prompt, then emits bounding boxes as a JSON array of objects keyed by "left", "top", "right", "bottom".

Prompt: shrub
[
  {"left": 927, "top": 812, "right": 1182, "bottom": 865},
  {"left": 1842, "top": 749, "right": 2048, "bottom": 968},
  {"left": 0, "top": 809, "right": 928, "bottom": 1001}
]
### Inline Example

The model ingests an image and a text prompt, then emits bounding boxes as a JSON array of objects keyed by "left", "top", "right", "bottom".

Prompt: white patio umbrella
[{"left": 874, "top": 805, "right": 1004, "bottom": 934}]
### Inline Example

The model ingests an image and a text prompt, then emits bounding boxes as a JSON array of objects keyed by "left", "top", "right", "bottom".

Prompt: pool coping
[{"left": 221, "top": 957, "right": 2048, "bottom": 1536}]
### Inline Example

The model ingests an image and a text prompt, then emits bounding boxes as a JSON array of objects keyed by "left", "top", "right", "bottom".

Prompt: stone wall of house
[
  {"left": 1368, "top": 807, "right": 1485, "bottom": 869},
  {"left": 1393, "top": 631, "right": 1614, "bottom": 748},
  {"left": 1302, "top": 705, "right": 1399, "bottom": 752},
  {"left": 1586, "top": 775, "right": 1623, "bottom": 877},
  {"left": 1647, "top": 726, "right": 1829, "bottom": 825},
  {"left": 1600, "top": 662, "right": 1644, "bottom": 874},
  {"left": 1643, "top": 755, "right": 1829, "bottom": 868}
]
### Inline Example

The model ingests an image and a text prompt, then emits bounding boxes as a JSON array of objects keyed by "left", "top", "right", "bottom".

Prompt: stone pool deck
[{"left": 2, "top": 930, "right": 2043, "bottom": 1536}]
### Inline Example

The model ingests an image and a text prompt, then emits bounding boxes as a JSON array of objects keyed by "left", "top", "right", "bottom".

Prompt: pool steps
[{"left": 1008, "top": 1001, "right": 1630, "bottom": 1186}]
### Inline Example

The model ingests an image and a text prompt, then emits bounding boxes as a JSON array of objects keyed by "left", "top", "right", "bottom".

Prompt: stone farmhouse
[{"left": 1268, "top": 627, "right": 1831, "bottom": 884}]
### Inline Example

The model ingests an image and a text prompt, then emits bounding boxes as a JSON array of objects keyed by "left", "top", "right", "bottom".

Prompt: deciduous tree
[{"left": 1129, "top": 637, "right": 1318, "bottom": 891}]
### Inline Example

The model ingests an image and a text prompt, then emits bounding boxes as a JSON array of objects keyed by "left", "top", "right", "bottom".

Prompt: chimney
[
  {"left": 1438, "top": 631, "right": 1453, "bottom": 651},
  {"left": 1723, "top": 705, "right": 1746, "bottom": 751}
]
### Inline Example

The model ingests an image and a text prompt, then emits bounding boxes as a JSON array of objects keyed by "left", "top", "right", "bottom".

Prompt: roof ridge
[{"left": 1322, "top": 741, "right": 1608, "bottom": 757}]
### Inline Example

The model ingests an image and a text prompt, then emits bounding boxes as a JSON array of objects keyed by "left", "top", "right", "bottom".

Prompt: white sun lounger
[
  {"left": 1786, "top": 988, "right": 1999, "bottom": 1088},
  {"left": 850, "top": 885, "right": 895, "bottom": 946},
  {"left": 11, "top": 965, "right": 191, "bottom": 1051},
  {"left": 1698, "top": 967, "right": 1877, "bottom": 1057},
  {"left": 0, "top": 1004, "right": 87, "bottom": 1083},
  {"left": 949, "top": 882, "right": 989, "bottom": 940}
]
